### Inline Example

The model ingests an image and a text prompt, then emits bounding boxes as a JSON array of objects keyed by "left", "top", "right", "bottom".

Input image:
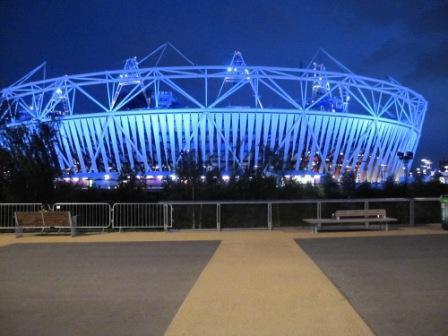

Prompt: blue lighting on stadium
[{"left": 0, "top": 43, "right": 427, "bottom": 183}]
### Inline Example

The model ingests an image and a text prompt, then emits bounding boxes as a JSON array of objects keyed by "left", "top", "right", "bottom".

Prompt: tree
[
  {"left": 175, "top": 150, "right": 203, "bottom": 228},
  {"left": 0, "top": 122, "right": 61, "bottom": 202},
  {"left": 321, "top": 173, "right": 340, "bottom": 198},
  {"left": 176, "top": 150, "right": 202, "bottom": 185},
  {"left": 340, "top": 171, "right": 356, "bottom": 197}
]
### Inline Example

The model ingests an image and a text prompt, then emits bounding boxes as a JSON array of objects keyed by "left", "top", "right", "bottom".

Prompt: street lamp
[{"left": 397, "top": 151, "right": 413, "bottom": 183}]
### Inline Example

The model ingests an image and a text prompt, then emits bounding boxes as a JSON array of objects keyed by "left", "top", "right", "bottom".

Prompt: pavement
[
  {"left": 0, "top": 241, "right": 219, "bottom": 336},
  {"left": 0, "top": 224, "right": 446, "bottom": 336},
  {"left": 297, "top": 234, "right": 448, "bottom": 336}
]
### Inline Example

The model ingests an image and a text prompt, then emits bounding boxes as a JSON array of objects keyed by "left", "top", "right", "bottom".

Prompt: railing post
[
  {"left": 317, "top": 201, "right": 322, "bottom": 232},
  {"left": 216, "top": 203, "right": 221, "bottom": 231},
  {"left": 267, "top": 202, "right": 273, "bottom": 231},
  {"left": 109, "top": 203, "right": 115, "bottom": 229},
  {"left": 409, "top": 199, "right": 415, "bottom": 226},
  {"left": 163, "top": 204, "right": 168, "bottom": 232},
  {"left": 364, "top": 200, "right": 369, "bottom": 228}
]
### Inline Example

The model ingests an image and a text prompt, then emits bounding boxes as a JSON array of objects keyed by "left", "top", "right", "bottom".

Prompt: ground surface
[
  {"left": 297, "top": 235, "right": 448, "bottom": 336},
  {"left": 0, "top": 225, "right": 446, "bottom": 336},
  {"left": 0, "top": 241, "right": 219, "bottom": 336}
]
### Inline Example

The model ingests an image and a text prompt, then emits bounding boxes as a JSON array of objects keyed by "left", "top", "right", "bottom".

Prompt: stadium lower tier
[{"left": 54, "top": 109, "right": 418, "bottom": 182}]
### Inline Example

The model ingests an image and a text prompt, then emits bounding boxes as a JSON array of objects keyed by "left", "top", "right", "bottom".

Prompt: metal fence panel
[
  {"left": 164, "top": 198, "right": 442, "bottom": 230},
  {"left": 0, "top": 203, "right": 43, "bottom": 229},
  {"left": 413, "top": 198, "right": 441, "bottom": 225},
  {"left": 53, "top": 203, "right": 111, "bottom": 228},
  {"left": 112, "top": 203, "right": 172, "bottom": 229}
]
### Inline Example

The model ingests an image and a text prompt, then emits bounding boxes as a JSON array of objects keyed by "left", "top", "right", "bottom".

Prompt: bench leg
[
  {"left": 71, "top": 224, "right": 77, "bottom": 237},
  {"left": 15, "top": 226, "right": 23, "bottom": 238}
]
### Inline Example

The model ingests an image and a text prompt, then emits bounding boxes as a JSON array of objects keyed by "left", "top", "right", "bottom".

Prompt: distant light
[
  {"left": 244, "top": 69, "right": 249, "bottom": 74},
  {"left": 292, "top": 174, "right": 317, "bottom": 184},
  {"left": 104, "top": 174, "right": 110, "bottom": 180},
  {"left": 233, "top": 67, "right": 237, "bottom": 72},
  {"left": 157, "top": 175, "right": 163, "bottom": 180},
  {"left": 227, "top": 67, "right": 232, "bottom": 72},
  {"left": 222, "top": 175, "right": 230, "bottom": 182},
  {"left": 55, "top": 88, "right": 62, "bottom": 95},
  {"left": 170, "top": 174, "right": 177, "bottom": 180},
  {"left": 200, "top": 175, "right": 206, "bottom": 180},
  {"left": 72, "top": 177, "right": 79, "bottom": 182}
]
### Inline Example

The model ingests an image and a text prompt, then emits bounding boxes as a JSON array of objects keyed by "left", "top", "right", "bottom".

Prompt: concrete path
[
  {"left": 298, "top": 235, "right": 448, "bottom": 336},
  {"left": 0, "top": 241, "right": 219, "bottom": 336},
  {"left": 0, "top": 225, "right": 446, "bottom": 335}
]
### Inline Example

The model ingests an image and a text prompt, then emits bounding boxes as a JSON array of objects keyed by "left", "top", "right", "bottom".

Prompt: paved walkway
[{"left": 0, "top": 225, "right": 446, "bottom": 335}]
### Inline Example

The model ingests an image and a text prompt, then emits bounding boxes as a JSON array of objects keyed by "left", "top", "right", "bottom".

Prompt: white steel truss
[{"left": 0, "top": 44, "right": 427, "bottom": 182}]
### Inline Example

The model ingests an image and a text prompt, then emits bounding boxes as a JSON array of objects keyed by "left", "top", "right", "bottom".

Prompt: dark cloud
[
  {"left": 410, "top": 39, "right": 448, "bottom": 80},
  {"left": 410, "top": 1, "right": 448, "bottom": 35},
  {"left": 344, "top": 1, "right": 422, "bottom": 28},
  {"left": 368, "top": 39, "right": 411, "bottom": 62},
  {"left": 347, "top": 1, "right": 448, "bottom": 35},
  {"left": 362, "top": 1, "right": 448, "bottom": 80}
]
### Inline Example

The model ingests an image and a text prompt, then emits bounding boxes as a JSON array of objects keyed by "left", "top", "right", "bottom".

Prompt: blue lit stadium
[{"left": 0, "top": 43, "right": 427, "bottom": 185}]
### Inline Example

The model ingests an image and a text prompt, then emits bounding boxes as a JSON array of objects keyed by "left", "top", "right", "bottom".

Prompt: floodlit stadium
[{"left": 0, "top": 43, "right": 427, "bottom": 184}]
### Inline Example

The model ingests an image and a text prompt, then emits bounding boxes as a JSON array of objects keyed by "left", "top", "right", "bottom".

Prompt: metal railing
[
  {"left": 166, "top": 198, "right": 442, "bottom": 231},
  {"left": 52, "top": 203, "right": 111, "bottom": 229},
  {"left": 0, "top": 203, "right": 43, "bottom": 229},
  {"left": 0, "top": 198, "right": 442, "bottom": 231},
  {"left": 112, "top": 203, "right": 173, "bottom": 230}
]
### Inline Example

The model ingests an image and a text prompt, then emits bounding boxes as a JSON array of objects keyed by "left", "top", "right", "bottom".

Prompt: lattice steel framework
[{"left": 0, "top": 43, "right": 427, "bottom": 182}]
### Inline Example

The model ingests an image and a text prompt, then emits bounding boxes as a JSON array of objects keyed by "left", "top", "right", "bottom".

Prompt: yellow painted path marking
[{"left": 165, "top": 232, "right": 373, "bottom": 336}]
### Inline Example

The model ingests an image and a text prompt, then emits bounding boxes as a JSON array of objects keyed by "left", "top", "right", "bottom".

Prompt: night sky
[{"left": 0, "top": 0, "right": 447, "bottom": 165}]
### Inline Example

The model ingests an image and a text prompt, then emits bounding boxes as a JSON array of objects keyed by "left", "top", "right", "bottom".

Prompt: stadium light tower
[{"left": 397, "top": 151, "right": 414, "bottom": 183}]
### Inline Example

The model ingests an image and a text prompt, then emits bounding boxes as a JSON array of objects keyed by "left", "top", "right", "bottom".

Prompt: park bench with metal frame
[
  {"left": 14, "top": 211, "right": 77, "bottom": 237},
  {"left": 304, "top": 209, "right": 397, "bottom": 232}
]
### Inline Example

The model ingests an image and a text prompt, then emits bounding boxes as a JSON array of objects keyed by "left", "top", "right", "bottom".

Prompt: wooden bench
[
  {"left": 14, "top": 211, "right": 77, "bottom": 238},
  {"left": 304, "top": 209, "right": 397, "bottom": 233}
]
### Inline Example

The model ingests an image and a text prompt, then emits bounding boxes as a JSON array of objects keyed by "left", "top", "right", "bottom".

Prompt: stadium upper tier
[{"left": 0, "top": 43, "right": 427, "bottom": 182}]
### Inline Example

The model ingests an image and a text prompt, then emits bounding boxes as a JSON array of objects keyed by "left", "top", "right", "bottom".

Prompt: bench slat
[
  {"left": 303, "top": 208, "right": 397, "bottom": 233},
  {"left": 43, "top": 212, "right": 71, "bottom": 227},
  {"left": 335, "top": 209, "right": 386, "bottom": 218},
  {"left": 15, "top": 211, "right": 76, "bottom": 238},
  {"left": 15, "top": 212, "right": 44, "bottom": 227}
]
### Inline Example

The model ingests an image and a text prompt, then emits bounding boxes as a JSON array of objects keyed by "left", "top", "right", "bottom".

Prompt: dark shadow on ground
[
  {"left": 296, "top": 235, "right": 448, "bottom": 336},
  {"left": 0, "top": 241, "right": 220, "bottom": 336}
]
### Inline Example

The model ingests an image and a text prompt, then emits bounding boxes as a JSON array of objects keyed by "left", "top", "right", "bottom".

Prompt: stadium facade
[{"left": 0, "top": 43, "right": 427, "bottom": 185}]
